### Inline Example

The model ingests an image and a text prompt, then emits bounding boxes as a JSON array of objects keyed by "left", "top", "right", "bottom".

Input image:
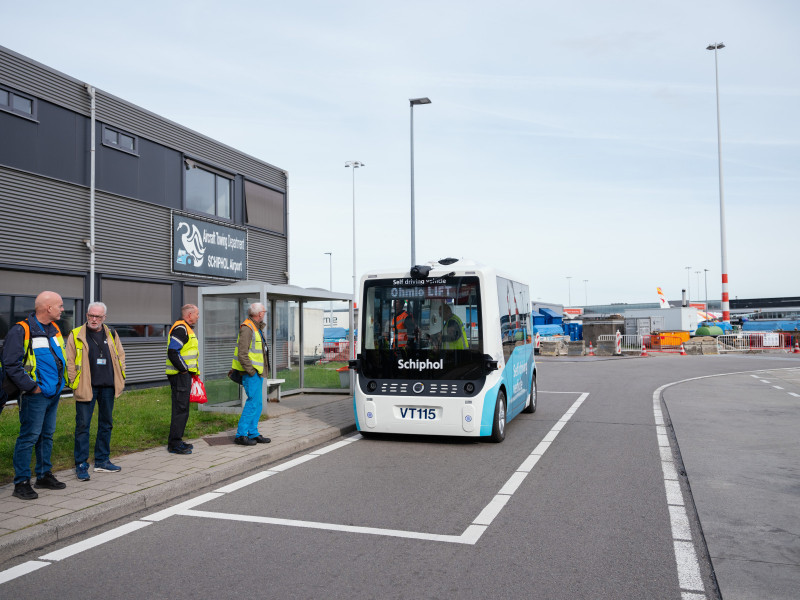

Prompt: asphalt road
[{"left": 1, "top": 354, "right": 797, "bottom": 599}]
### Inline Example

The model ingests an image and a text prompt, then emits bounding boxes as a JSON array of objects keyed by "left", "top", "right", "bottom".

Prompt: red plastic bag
[{"left": 190, "top": 375, "right": 208, "bottom": 404}]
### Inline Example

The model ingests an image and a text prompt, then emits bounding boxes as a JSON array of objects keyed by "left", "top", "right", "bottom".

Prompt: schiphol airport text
[
  {"left": 202, "top": 230, "right": 246, "bottom": 251},
  {"left": 207, "top": 255, "right": 244, "bottom": 273},
  {"left": 397, "top": 358, "right": 444, "bottom": 370}
]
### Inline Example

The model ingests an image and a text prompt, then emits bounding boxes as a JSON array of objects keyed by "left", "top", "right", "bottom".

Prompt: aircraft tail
[{"left": 656, "top": 287, "right": 670, "bottom": 309}]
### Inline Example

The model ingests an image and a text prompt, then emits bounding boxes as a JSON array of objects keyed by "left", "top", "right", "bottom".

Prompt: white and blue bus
[{"left": 350, "top": 258, "right": 537, "bottom": 442}]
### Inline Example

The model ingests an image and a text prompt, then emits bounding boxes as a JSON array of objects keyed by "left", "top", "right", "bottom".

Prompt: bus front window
[{"left": 361, "top": 276, "right": 483, "bottom": 380}]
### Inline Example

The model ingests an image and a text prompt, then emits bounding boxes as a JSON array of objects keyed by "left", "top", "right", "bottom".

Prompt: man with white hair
[
  {"left": 230, "top": 303, "right": 271, "bottom": 446},
  {"left": 66, "top": 301, "right": 126, "bottom": 481}
]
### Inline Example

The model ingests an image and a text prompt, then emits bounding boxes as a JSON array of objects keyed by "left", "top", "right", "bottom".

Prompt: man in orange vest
[{"left": 391, "top": 300, "right": 417, "bottom": 349}]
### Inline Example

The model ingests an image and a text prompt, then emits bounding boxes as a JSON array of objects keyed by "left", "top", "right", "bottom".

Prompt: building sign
[
  {"left": 172, "top": 213, "right": 247, "bottom": 279},
  {"left": 564, "top": 308, "right": 583, "bottom": 316}
]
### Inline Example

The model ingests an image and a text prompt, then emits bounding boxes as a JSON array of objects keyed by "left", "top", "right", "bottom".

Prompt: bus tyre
[
  {"left": 489, "top": 390, "right": 506, "bottom": 443},
  {"left": 523, "top": 375, "right": 537, "bottom": 414}
]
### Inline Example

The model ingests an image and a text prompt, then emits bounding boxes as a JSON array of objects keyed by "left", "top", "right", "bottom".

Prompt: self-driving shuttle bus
[{"left": 349, "top": 258, "right": 537, "bottom": 442}]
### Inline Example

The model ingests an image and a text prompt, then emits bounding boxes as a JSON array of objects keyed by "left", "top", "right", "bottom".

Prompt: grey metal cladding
[
  {"left": 120, "top": 340, "right": 166, "bottom": 384},
  {"left": 0, "top": 46, "right": 90, "bottom": 115},
  {"left": 0, "top": 45, "right": 287, "bottom": 191},
  {"left": 247, "top": 229, "right": 288, "bottom": 284},
  {"left": 0, "top": 167, "right": 89, "bottom": 271}
]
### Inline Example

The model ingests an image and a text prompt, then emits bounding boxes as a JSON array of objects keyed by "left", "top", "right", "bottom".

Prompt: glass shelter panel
[
  {"left": 202, "top": 296, "right": 257, "bottom": 406},
  {"left": 306, "top": 299, "right": 351, "bottom": 390}
]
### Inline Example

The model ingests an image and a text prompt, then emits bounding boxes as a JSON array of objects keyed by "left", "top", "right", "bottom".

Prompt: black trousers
[{"left": 167, "top": 372, "right": 191, "bottom": 449}]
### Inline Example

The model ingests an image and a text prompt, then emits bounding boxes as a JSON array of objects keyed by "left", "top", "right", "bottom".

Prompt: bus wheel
[
  {"left": 523, "top": 375, "right": 537, "bottom": 414},
  {"left": 490, "top": 390, "right": 506, "bottom": 443}
]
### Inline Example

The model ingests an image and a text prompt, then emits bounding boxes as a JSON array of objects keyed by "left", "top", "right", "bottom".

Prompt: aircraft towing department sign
[{"left": 172, "top": 213, "right": 247, "bottom": 279}]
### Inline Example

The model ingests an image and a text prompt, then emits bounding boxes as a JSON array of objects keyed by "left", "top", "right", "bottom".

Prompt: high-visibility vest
[
  {"left": 165, "top": 320, "right": 199, "bottom": 375},
  {"left": 443, "top": 314, "right": 469, "bottom": 350},
  {"left": 69, "top": 325, "right": 125, "bottom": 389},
  {"left": 231, "top": 319, "right": 266, "bottom": 375},
  {"left": 13, "top": 319, "right": 67, "bottom": 385},
  {"left": 392, "top": 311, "right": 409, "bottom": 347}
]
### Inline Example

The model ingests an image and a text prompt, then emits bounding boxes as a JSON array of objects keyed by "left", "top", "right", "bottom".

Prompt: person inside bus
[
  {"left": 436, "top": 304, "right": 468, "bottom": 350},
  {"left": 390, "top": 300, "right": 418, "bottom": 350}
]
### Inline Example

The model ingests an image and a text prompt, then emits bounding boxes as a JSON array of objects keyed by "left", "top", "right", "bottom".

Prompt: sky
[{"left": 3, "top": 0, "right": 798, "bottom": 306}]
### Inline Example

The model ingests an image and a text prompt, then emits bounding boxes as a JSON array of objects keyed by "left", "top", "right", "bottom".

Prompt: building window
[
  {"left": 0, "top": 84, "right": 37, "bottom": 120},
  {"left": 245, "top": 180, "right": 285, "bottom": 234},
  {"left": 185, "top": 159, "right": 232, "bottom": 219},
  {"left": 101, "top": 125, "right": 138, "bottom": 155},
  {"left": 100, "top": 279, "right": 171, "bottom": 338}
]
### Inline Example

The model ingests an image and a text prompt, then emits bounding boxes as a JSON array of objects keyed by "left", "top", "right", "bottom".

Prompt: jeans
[
  {"left": 237, "top": 373, "right": 263, "bottom": 438},
  {"left": 13, "top": 391, "right": 61, "bottom": 484},
  {"left": 167, "top": 372, "right": 191, "bottom": 449},
  {"left": 74, "top": 386, "right": 115, "bottom": 465}
]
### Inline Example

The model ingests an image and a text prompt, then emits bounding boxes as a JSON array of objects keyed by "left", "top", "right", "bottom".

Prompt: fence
[
  {"left": 597, "top": 334, "right": 643, "bottom": 352},
  {"left": 716, "top": 332, "right": 796, "bottom": 353},
  {"left": 322, "top": 340, "right": 350, "bottom": 362}
]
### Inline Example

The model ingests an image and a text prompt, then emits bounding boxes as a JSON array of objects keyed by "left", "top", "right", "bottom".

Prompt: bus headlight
[
  {"left": 464, "top": 382, "right": 475, "bottom": 394},
  {"left": 367, "top": 381, "right": 377, "bottom": 392}
]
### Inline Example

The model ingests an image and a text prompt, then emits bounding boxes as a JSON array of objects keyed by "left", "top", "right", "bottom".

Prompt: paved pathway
[{"left": 0, "top": 393, "right": 354, "bottom": 563}]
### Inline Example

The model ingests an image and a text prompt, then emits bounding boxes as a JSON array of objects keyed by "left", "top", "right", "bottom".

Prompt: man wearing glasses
[{"left": 65, "top": 302, "right": 126, "bottom": 481}]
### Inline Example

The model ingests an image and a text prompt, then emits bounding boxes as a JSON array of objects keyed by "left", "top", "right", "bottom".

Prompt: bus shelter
[{"left": 196, "top": 281, "right": 354, "bottom": 413}]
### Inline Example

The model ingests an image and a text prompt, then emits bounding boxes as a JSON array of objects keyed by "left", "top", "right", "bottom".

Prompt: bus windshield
[{"left": 360, "top": 276, "right": 484, "bottom": 380}]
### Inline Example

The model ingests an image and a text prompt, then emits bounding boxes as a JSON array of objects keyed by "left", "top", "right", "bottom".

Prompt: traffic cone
[
  {"left": 680, "top": 343, "right": 687, "bottom": 356},
  {"left": 588, "top": 342, "right": 595, "bottom": 356},
  {"left": 794, "top": 342, "right": 799, "bottom": 354},
  {"left": 640, "top": 340, "right": 648, "bottom": 357}
]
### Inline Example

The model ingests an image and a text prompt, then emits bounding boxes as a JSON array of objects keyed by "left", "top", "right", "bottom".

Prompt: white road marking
[
  {"left": 172, "top": 391, "right": 590, "bottom": 546},
  {"left": 772, "top": 385, "right": 783, "bottom": 390},
  {"left": 39, "top": 521, "right": 151, "bottom": 561},
  {"left": 141, "top": 492, "right": 224, "bottom": 521},
  {"left": 0, "top": 561, "right": 49, "bottom": 584},
  {"left": 0, "top": 395, "right": 588, "bottom": 585},
  {"left": 215, "top": 471, "right": 277, "bottom": 493},
  {"left": 789, "top": 392, "right": 800, "bottom": 398},
  {"left": 651, "top": 366, "right": 799, "bottom": 599},
  {"left": 183, "top": 509, "right": 478, "bottom": 544}
]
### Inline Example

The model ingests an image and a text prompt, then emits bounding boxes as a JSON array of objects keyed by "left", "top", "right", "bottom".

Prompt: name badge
[{"left": 97, "top": 358, "right": 108, "bottom": 365}]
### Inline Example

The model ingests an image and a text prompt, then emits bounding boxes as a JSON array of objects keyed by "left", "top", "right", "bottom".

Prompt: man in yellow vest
[
  {"left": 439, "top": 304, "right": 469, "bottom": 350},
  {"left": 230, "top": 303, "right": 271, "bottom": 446},
  {"left": 2, "top": 291, "right": 67, "bottom": 500},
  {"left": 165, "top": 304, "right": 199, "bottom": 454},
  {"left": 65, "top": 302, "right": 126, "bottom": 481}
]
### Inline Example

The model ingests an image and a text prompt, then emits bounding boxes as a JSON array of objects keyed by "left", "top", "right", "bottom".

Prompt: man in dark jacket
[{"left": 2, "top": 291, "right": 68, "bottom": 500}]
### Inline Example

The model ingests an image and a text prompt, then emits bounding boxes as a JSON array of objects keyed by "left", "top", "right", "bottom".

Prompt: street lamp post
[
  {"left": 345, "top": 160, "right": 364, "bottom": 359},
  {"left": 695, "top": 271, "right": 702, "bottom": 308},
  {"left": 707, "top": 42, "right": 730, "bottom": 323},
  {"left": 324, "top": 252, "right": 332, "bottom": 328},
  {"left": 704, "top": 268, "right": 709, "bottom": 314},
  {"left": 566, "top": 276, "right": 572, "bottom": 308},
  {"left": 685, "top": 266, "right": 692, "bottom": 305},
  {"left": 409, "top": 97, "right": 431, "bottom": 266},
  {"left": 583, "top": 280, "right": 588, "bottom": 307}
]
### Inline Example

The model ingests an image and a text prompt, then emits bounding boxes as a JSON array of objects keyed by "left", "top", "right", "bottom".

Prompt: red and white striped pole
[{"left": 708, "top": 42, "right": 731, "bottom": 324}]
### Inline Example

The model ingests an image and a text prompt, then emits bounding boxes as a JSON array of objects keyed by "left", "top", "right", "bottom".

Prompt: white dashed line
[
  {"left": 0, "top": 561, "right": 49, "bottom": 584},
  {"left": 39, "top": 521, "right": 151, "bottom": 561}
]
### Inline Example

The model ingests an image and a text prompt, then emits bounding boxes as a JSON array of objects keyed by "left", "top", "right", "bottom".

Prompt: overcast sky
[{"left": 3, "top": 1, "right": 798, "bottom": 306}]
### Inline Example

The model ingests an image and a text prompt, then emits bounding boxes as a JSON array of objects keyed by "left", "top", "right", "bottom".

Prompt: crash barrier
[
  {"left": 598, "top": 334, "right": 643, "bottom": 352},
  {"left": 716, "top": 332, "right": 797, "bottom": 353},
  {"left": 322, "top": 340, "right": 350, "bottom": 362}
]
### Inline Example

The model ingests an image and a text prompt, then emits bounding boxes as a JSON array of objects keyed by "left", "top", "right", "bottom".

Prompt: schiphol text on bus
[{"left": 348, "top": 258, "right": 538, "bottom": 443}]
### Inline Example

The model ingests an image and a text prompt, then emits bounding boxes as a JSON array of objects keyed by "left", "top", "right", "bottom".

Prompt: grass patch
[{"left": 0, "top": 386, "right": 253, "bottom": 485}]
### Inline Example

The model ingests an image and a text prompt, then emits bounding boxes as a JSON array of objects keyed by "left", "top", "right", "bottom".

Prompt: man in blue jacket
[{"left": 2, "top": 291, "right": 68, "bottom": 500}]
